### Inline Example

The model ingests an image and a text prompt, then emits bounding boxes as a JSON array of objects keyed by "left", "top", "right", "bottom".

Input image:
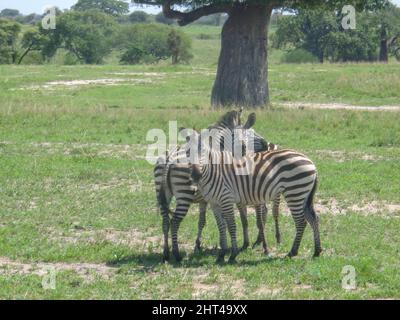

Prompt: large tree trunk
[
  {"left": 211, "top": 4, "right": 273, "bottom": 108},
  {"left": 379, "top": 27, "right": 389, "bottom": 63}
]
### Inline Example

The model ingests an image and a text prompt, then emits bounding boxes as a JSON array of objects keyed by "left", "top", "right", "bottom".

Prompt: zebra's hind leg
[
  {"left": 194, "top": 201, "right": 207, "bottom": 253},
  {"left": 252, "top": 204, "right": 267, "bottom": 249},
  {"left": 211, "top": 204, "right": 229, "bottom": 263},
  {"left": 237, "top": 203, "right": 250, "bottom": 251},
  {"left": 304, "top": 205, "right": 322, "bottom": 257},
  {"left": 162, "top": 213, "right": 171, "bottom": 262},
  {"left": 255, "top": 205, "right": 269, "bottom": 255},
  {"left": 171, "top": 201, "right": 191, "bottom": 262},
  {"left": 287, "top": 208, "right": 307, "bottom": 258},
  {"left": 272, "top": 195, "right": 282, "bottom": 245}
]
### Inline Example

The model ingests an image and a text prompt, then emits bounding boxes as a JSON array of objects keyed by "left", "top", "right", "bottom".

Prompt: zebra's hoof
[
  {"left": 216, "top": 251, "right": 226, "bottom": 264},
  {"left": 194, "top": 241, "right": 202, "bottom": 254},
  {"left": 286, "top": 251, "right": 297, "bottom": 258},
  {"left": 252, "top": 241, "right": 261, "bottom": 249},
  {"left": 240, "top": 245, "right": 249, "bottom": 252},
  {"left": 228, "top": 257, "right": 237, "bottom": 264},
  {"left": 313, "top": 248, "right": 322, "bottom": 258},
  {"left": 173, "top": 250, "right": 182, "bottom": 262},
  {"left": 216, "top": 256, "right": 225, "bottom": 264}
]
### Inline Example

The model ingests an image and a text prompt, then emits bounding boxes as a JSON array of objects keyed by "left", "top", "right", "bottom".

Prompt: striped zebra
[
  {"left": 154, "top": 110, "right": 280, "bottom": 262},
  {"left": 183, "top": 129, "right": 322, "bottom": 263}
]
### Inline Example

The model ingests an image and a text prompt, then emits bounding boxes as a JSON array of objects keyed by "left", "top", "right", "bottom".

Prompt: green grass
[{"left": 0, "top": 24, "right": 400, "bottom": 299}]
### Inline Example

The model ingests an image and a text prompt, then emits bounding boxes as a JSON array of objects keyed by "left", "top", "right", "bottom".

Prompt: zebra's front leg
[
  {"left": 221, "top": 203, "right": 239, "bottom": 263},
  {"left": 272, "top": 195, "right": 282, "bottom": 245},
  {"left": 211, "top": 204, "right": 229, "bottom": 263},
  {"left": 237, "top": 203, "right": 249, "bottom": 251},
  {"left": 194, "top": 201, "right": 207, "bottom": 253},
  {"left": 255, "top": 205, "right": 269, "bottom": 255},
  {"left": 171, "top": 201, "right": 191, "bottom": 262}
]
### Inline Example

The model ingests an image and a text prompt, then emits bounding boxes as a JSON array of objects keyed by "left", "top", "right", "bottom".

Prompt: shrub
[
  {"left": 281, "top": 48, "right": 319, "bottom": 64},
  {"left": 118, "top": 23, "right": 192, "bottom": 65}
]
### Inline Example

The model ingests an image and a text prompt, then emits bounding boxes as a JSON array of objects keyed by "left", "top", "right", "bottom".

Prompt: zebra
[
  {"left": 183, "top": 129, "right": 322, "bottom": 263},
  {"left": 154, "top": 110, "right": 279, "bottom": 262}
]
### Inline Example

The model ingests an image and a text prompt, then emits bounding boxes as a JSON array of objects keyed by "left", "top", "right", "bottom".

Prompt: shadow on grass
[{"left": 106, "top": 247, "right": 288, "bottom": 271}]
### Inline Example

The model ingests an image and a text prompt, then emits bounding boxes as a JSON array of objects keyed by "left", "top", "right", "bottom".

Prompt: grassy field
[{"left": 1, "top": 25, "right": 400, "bottom": 299}]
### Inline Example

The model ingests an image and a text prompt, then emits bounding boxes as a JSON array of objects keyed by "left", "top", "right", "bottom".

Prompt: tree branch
[{"left": 161, "top": 1, "right": 231, "bottom": 26}]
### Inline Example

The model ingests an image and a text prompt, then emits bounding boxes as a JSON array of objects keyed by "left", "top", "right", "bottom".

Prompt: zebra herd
[{"left": 154, "top": 109, "right": 322, "bottom": 263}]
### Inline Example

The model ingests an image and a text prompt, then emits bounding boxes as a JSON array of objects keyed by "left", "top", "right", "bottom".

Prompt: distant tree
[
  {"left": 129, "top": 10, "right": 149, "bottom": 23},
  {"left": 0, "top": 9, "right": 20, "bottom": 18},
  {"left": 18, "top": 28, "right": 45, "bottom": 64},
  {"left": 373, "top": 2, "right": 400, "bottom": 62},
  {"left": 48, "top": 10, "right": 118, "bottom": 64},
  {"left": 118, "top": 23, "right": 191, "bottom": 64},
  {"left": 0, "top": 18, "right": 21, "bottom": 64},
  {"left": 272, "top": 9, "right": 337, "bottom": 63},
  {"left": 72, "top": 0, "right": 130, "bottom": 16},
  {"left": 21, "top": 13, "right": 42, "bottom": 25},
  {"left": 167, "top": 28, "right": 192, "bottom": 64},
  {"left": 272, "top": 9, "right": 381, "bottom": 63}
]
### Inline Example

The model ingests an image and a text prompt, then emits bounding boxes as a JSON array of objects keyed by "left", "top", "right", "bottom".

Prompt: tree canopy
[
  {"left": 132, "top": 0, "right": 390, "bottom": 26},
  {"left": 73, "top": 0, "right": 130, "bottom": 16}
]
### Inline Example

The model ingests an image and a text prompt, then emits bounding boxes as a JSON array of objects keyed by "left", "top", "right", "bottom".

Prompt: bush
[
  {"left": 281, "top": 48, "right": 319, "bottom": 64},
  {"left": 118, "top": 23, "right": 192, "bottom": 65},
  {"left": 129, "top": 11, "right": 149, "bottom": 23}
]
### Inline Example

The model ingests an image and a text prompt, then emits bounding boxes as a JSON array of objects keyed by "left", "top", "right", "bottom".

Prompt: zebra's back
[{"left": 205, "top": 149, "right": 317, "bottom": 206}]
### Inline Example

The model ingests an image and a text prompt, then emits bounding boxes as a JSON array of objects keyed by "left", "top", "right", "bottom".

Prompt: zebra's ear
[
  {"left": 191, "top": 164, "right": 202, "bottom": 183},
  {"left": 244, "top": 113, "right": 256, "bottom": 129},
  {"left": 238, "top": 107, "right": 244, "bottom": 124},
  {"left": 179, "top": 127, "right": 192, "bottom": 142}
]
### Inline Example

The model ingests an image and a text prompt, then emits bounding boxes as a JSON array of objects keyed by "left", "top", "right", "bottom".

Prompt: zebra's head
[{"left": 233, "top": 112, "right": 279, "bottom": 156}]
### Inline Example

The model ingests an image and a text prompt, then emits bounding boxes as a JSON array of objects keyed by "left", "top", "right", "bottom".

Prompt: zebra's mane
[{"left": 209, "top": 110, "right": 241, "bottom": 130}]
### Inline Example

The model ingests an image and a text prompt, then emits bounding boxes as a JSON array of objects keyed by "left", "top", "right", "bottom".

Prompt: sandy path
[{"left": 280, "top": 102, "right": 400, "bottom": 112}]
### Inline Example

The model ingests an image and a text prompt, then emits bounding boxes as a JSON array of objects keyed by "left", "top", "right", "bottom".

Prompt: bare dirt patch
[
  {"left": 0, "top": 257, "right": 117, "bottom": 282},
  {"left": 312, "top": 150, "right": 387, "bottom": 163},
  {"left": 47, "top": 227, "right": 164, "bottom": 251},
  {"left": 15, "top": 78, "right": 156, "bottom": 91},
  {"left": 245, "top": 198, "right": 400, "bottom": 217},
  {"left": 280, "top": 102, "right": 400, "bottom": 112},
  {"left": 254, "top": 286, "right": 282, "bottom": 297}
]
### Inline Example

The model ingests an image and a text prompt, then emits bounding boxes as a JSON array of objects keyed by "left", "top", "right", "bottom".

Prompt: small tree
[
  {"left": 18, "top": 28, "right": 46, "bottom": 64},
  {"left": 72, "top": 0, "right": 130, "bottom": 16},
  {"left": 118, "top": 23, "right": 192, "bottom": 64},
  {"left": 0, "top": 9, "right": 20, "bottom": 18},
  {"left": 167, "top": 29, "right": 192, "bottom": 64},
  {"left": 49, "top": 10, "right": 118, "bottom": 64},
  {"left": 373, "top": 2, "right": 400, "bottom": 62},
  {"left": 129, "top": 11, "right": 149, "bottom": 23},
  {"left": 0, "top": 18, "right": 21, "bottom": 64}
]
